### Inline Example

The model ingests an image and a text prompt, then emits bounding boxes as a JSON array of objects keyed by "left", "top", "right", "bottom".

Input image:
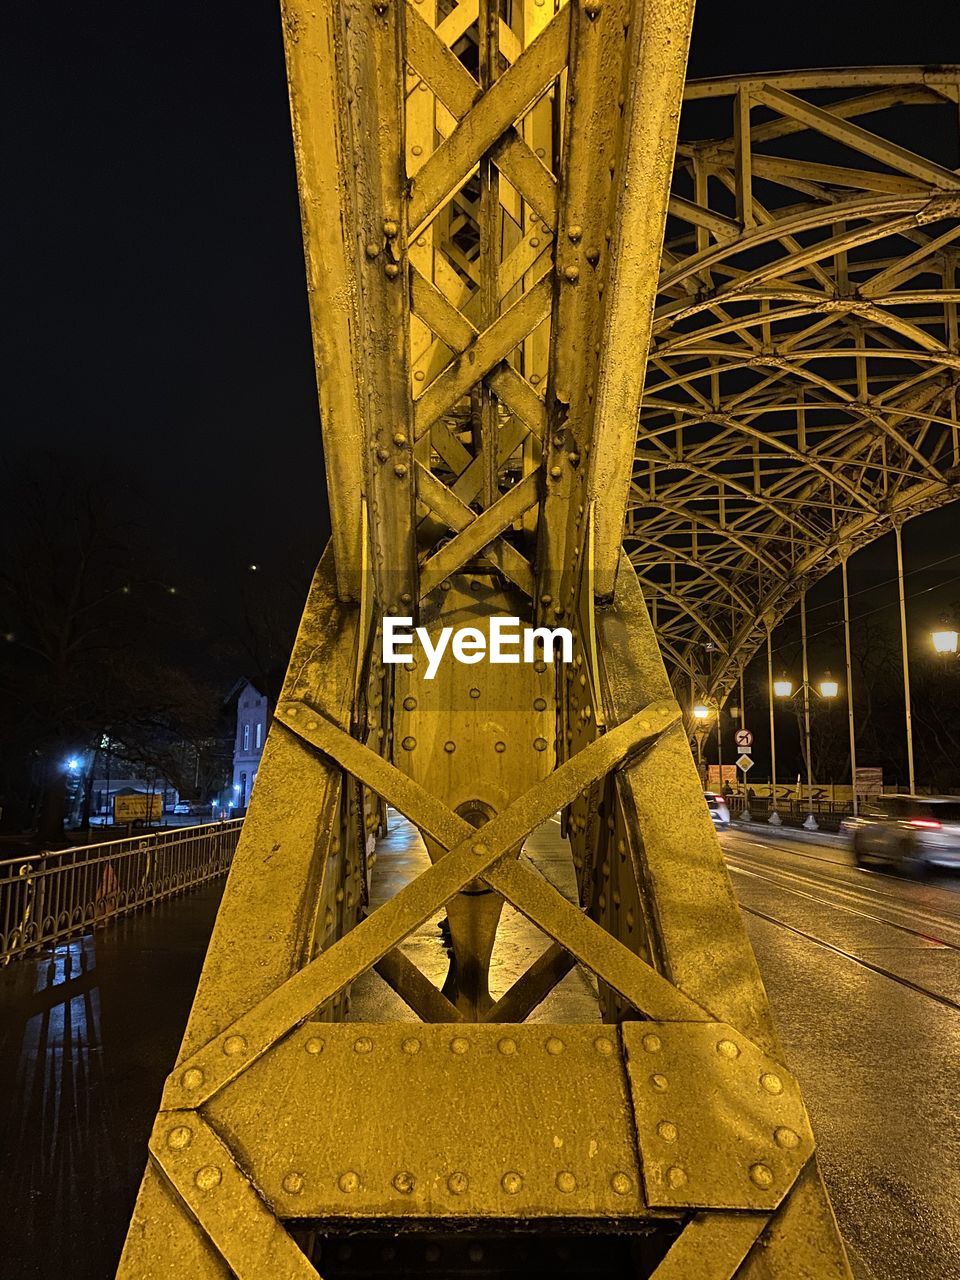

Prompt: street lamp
[
  {"left": 773, "top": 673, "right": 839, "bottom": 829},
  {"left": 690, "top": 702, "right": 712, "bottom": 783},
  {"left": 932, "top": 627, "right": 959, "bottom": 655},
  {"left": 818, "top": 672, "right": 839, "bottom": 699}
]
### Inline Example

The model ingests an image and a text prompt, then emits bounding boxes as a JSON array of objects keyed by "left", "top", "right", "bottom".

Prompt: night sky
[{"left": 4, "top": 1, "right": 960, "bottom": 659}]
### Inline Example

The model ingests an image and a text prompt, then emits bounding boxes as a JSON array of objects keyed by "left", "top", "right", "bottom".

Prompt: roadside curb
[{"left": 730, "top": 819, "right": 848, "bottom": 850}]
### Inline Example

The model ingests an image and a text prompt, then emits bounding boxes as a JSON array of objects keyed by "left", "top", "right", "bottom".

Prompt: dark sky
[{"left": 3, "top": 0, "right": 960, "bottom": 629}]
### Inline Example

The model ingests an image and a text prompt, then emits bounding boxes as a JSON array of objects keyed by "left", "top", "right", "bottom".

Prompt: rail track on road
[{"left": 722, "top": 837, "right": 960, "bottom": 1014}]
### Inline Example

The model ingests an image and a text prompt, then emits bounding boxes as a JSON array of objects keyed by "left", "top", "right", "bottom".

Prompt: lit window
[
  {"left": 255, "top": 722, "right": 262, "bottom": 749},
  {"left": 243, "top": 723, "right": 250, "bottom": 752}
]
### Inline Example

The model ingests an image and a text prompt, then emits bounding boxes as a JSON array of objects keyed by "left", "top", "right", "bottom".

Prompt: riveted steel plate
[
  {"left": 207, "top": 1022, "right": 653, "bottom": 1221},
  {"left": 621, "top": 1021, "right": 815, "bottom": 1212}
]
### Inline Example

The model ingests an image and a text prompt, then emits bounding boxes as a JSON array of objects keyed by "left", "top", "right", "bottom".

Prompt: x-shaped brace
[{"left": 160, "top": 693, "right": 704, "bottom": 1113}]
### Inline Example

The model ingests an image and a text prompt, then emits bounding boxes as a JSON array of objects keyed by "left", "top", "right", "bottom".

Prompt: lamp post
[
  {"left": 894, "top": 522, "right": 916, "bottom": 795},
  {"left": 841, "top": 555, "right": 859, "bottom": 816},
  {"left": 766, "top": 629, "right": 781, "bottom": 825},
  {"left": 773, "top": 668, "right": 840, "bottom": 830},
  {"left": 692, "top": 701, "right": 711, "bottom": 784}
]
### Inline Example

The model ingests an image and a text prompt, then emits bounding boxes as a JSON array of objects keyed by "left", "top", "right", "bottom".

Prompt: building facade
[{"left": 231, "top": 680, "right": 268, "bottom": 810}]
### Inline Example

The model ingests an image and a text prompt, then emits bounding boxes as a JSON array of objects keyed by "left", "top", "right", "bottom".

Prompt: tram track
[
  {"left": 722, "top": 841, "right": 960, "bottom": 1013},
  {"left": 734, "top": 898, "right": 960, "bottom": 1014},
  {"left": 724, "top": 855, "right": 960, "bottom": 949}
]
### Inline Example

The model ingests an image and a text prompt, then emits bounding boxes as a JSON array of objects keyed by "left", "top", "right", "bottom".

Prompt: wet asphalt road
[
  {"left": 1, "top": 820, "right": 958, "bottom": 1278},
  {"left": 720, "top": 825, "right": 960, "bottom": 1280}
]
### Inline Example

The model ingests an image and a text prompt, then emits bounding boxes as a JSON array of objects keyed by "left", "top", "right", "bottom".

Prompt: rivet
[
  {"left": 611, "top": 1172, "right": 632, "bottom": 1195},
  {"left": 584, "top": 0, "right": 602, "bottom": 15},
  {"left": 400, "top": 591, "right": 412, "bottom": 604},
  {"left": 167, "top": 1125, "right": 193, "bottom": 1150},
  {"left": 545, "top": 1037, "right": 564, "bottom": 1055},
  {"left": 450, "top": 1036, "right": 470, "bottom": 1055},
  {"left": 447, "top": 1171, "right": 469, "bottom": 1194},
  {"left": 401, "top": 736, "right": 416, "bottom": 750},
  {"left": 365, "top": 241, "right": 380, "bottom": 258},
  {"left": 223, "top": 1035, "right": 247, "bottom": 1057},
  {"left": 287, "top": 706, "right": 298, "bottom": 717},
  {"left": 394, "top": 462, "right": 408, "bottom": 477},
  {"left": 383, "top": 219, "right": 399, "bottom": 238},
  {"left": 354, "top": 1036, "right": 373, "bottom": 1054},
  {"left": 550, "top": 465, "right": 563, "bottom": 479},
  {"left": 564, "top": 264, "right": 579, "bottom": 283},
  {"left": 182, "top": 1068, "right": 204, "bottom": 1091},
  {"left": 414, "top": 369, "right": 425, "bottom": 381},
  {"left": 385, "top": 262, "right": 400, "bottom": 279},
  {"left": 750, "top": 1163, "right": 774, "bottom": 1189},
  {"left": 534, "top": 697, "right": 547, "bottom": 710},
  {"left": 444, "top": 741, "right": 456, "bottom": 753},
  {"left": 498, "top": 1037, "right": 518, "bottom": 1056},
  {"left": 469, "top": 687, "right": 481, "bottom": 699},
  {"left": 195, "top": 1165, "right": 222, "bottom": 1190},
  {"left": 393, "top": 431, "right": 407, "bottom": 446},
  {"left": 657, "top": 1121, "right": 678, "bottom": 1143},
  {"left": 556, "top": 1171, "right": 577, "bottom": 1194},
  {"left": 666, "top": 1165, "right": 687, "bottom": 1189},
  {"left": 534, "top": 737, "right": 548, "bottom": 751},
  {"left": 283, "top": 1172, "right": 305, "bottom": 1195},
  {"left": 495, "top": 741, "right": 506, "bottom": 753},
  {"left": 594, "top": 1036, "right": 614, "bottom": 1056},
  {"left": 650, "top": 1073, "right": 668, "bottom": 1091},
  {"left": 761, "top": 1073, "right": 783, "bottom": 1095},
  {"left": 403, "top": 696, "right": 417, "bottom": 710},
  {"left": 642, "top": 1033, "right": 661, "bottom": 1053},
  {"left": 304, "top": 1034, "right": 324, "bottom": 1055},
  {"left": 338, "top": 1171, "right": 360, "bottom": 1193},
  {"left": 472, "top": 842, "right": 488, "bottom": 857},
  {"left": 402, "top": 1037, "right": 421, "bottom": 1054},
  {"left": 393, "top": 1170, "right": 415, "bottom": 1193},
  {"left": 307, "top": 719, "right": 318, "bottom": 730},
  {"left": 501, "top": 1171, "right": 523, "bottom": 1194},
  {"left": 775, "top": 1126, "right": 801, "bottom": 1149},
  {"left": 411, "top": 144, "right": 423, "bottom": 156},
  {"left": 568, "top": 224, "right": 582, "bottom": 242},
  {"left": 717, "top": 1039, "right": 740, "bottom": 1059}
]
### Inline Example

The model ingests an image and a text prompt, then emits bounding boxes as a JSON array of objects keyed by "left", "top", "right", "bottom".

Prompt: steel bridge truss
[
  {"left": 642, "top": 68, "right": 960, "bottom": 698},
  {"left": 121, "top": 1, "right": 858, "bottom": 1276}
]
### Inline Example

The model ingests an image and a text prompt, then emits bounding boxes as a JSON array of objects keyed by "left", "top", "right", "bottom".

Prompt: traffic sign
[
  {"left": 735, "top": 729, "right": 753, "bottom": 748},
  {"left": 737, "top": 754, "right": 754, "bottom": 772}
]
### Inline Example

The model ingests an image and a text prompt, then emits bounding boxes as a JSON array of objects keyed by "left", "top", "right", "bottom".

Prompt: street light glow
[
  {"left": 692, "top": 703, "right": 710, "bottom": 720},
  {"left": 932, "top": 628, "right": 959, "bottom": 655},
  {"left": 65, "top": 757, "right": 81, "bottom": 771},
  {"left": 818, "top": 673, "right": 839, "bottom": 698},
  {"left": 773, "top": 676, "right": 793, "bottom": 698}
]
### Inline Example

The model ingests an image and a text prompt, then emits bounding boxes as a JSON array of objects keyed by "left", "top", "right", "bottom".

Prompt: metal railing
[
  {"left": 728, "top": 795, "right": 851, "bottom": 832},
  {"left": 0, "top": 819, "right": 242, "bottom": 963}
]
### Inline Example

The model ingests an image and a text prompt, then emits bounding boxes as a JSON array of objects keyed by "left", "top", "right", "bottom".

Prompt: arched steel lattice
[{"left": 637, "top": 68, "right": 960, "bottom": 698}]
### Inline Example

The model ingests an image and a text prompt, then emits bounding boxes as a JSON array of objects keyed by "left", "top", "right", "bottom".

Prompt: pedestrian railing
[{"left": 0, "top": 819, "right": 242, "bottom": 964}]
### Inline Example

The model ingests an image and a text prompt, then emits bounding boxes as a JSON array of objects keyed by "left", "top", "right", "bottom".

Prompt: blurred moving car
[
  {"left": 172, "top": 802, "right": 192, "bottom": 815},
  {"left": 705, "top": 792, "right": 730, "bottom": 828},
  {"left": 845, "top": 795, "right": 960, "bottom": 875}
]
